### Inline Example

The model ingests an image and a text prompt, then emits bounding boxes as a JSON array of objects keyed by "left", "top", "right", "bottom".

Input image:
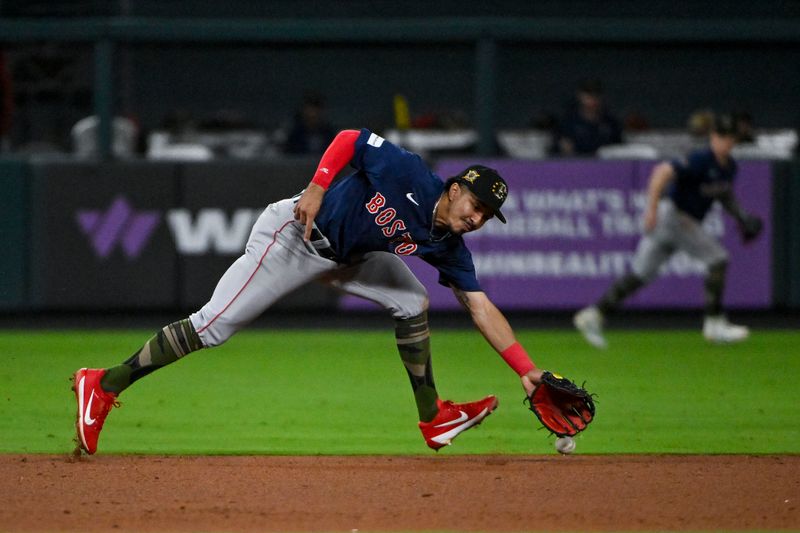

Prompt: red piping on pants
[{"left": 196, "top": 219, "right": 294, "bottom": 334}]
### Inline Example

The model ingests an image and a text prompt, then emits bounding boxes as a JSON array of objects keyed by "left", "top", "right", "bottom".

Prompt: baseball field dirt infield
[{"left": 1, "top": 455, "right": 797, "bottom": 532}]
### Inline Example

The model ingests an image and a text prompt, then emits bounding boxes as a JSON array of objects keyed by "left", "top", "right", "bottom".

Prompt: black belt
[{"left": 309, "top": 227, "right": 338, "bottom": 262}]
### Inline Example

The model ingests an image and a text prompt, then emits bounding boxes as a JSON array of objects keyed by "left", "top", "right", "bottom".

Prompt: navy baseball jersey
[
  {"left": 314, "top": 129, "right": 481, "bottom": 291},
  {"left": 668, "top": 147, "right": 737, "bottom": 221}
]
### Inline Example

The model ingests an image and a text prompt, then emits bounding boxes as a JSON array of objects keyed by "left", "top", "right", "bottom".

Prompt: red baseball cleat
[
  {"left": 418, "top": 395, "right": 498, "bottom": 451},
  {"left": 72, "top": 368, "right": 118, "bottom": 455}
]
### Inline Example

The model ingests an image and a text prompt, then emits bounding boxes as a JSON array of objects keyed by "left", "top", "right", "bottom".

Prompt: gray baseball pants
[
  {"left": 631, "top": 198, "right": 729, "bottom": 282},
  {"left": 189, "top": 198, "right": 428, "bottom": 347}
]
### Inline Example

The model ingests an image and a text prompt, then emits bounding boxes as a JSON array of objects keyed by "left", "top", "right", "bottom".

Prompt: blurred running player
[{"left": 574, "top": 113, "right": 763, "bottom": 348}]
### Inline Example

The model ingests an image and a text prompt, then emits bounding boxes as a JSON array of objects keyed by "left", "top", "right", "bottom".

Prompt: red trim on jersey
[
  {"left": 310, "top": 129, "right": 359, "bottom": 189},
  {"left": 500, "top": 342, "right": 536, "bottom": 376},
  {"left": 196, "top": 219, "right": 295, "bottom": 335}
]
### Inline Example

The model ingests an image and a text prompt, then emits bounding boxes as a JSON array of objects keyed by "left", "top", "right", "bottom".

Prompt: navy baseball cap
[{"left": 454, "top": 165, "right": 508, "bottom": 223}]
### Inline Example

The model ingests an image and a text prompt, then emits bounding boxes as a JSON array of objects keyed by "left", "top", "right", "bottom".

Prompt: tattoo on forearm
[{"left": 453, "top": 288, "right": 471, "bottom": 310}]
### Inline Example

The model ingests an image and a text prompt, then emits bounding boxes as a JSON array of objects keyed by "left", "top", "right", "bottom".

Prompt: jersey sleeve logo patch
[{"left": 367, "top": 133, "right": 385, "bottom": 147}]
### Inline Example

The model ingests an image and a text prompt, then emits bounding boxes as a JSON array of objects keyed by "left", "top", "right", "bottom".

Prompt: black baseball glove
[
  {"left": 524, "top": 371, "right": 595, "bottom": 437},
  {"left": 738, "top": 213, "right": 763, "bottom": 243}
]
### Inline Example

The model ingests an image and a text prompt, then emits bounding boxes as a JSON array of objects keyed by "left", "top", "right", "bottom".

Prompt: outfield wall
[
  {"left": 344, "top": 159, "right": 775, "bottom": 311},
  {"left": 1, "top": 157, "right": 797, "bottom": 312}
]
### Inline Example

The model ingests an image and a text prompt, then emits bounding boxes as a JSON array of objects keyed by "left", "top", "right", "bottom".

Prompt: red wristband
[
  {"left": 500, "top": 342, "right": 536, "bottom": 376},
  {"left": 311, "top": 129, "right": 359, "bottom": 189}
]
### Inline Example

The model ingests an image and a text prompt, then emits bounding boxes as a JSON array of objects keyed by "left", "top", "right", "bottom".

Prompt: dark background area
[
  {"left": 3, "top": 0, "right": 800, "bottom": 19},
  {"left": 1, "top": 1, "right": 799, "bottom": 152}
]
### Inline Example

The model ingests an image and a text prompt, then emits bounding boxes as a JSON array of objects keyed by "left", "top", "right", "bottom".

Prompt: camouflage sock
[
  {"left": 100, "top": 318, "right": 204, "bottom": 394},
  {"left": 704, "top": 261, "right": 727, "bottom": 316},
  {"left": 395, "top": 312, "right": 438, "bottom": 423},
  {"left": 598, "top": 274, "right": 645, "bottom": 315}
]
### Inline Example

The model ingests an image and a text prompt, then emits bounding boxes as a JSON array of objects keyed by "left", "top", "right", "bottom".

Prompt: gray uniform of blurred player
[{"left": 574, "top": 113, "right": 762, "bottom": 348}]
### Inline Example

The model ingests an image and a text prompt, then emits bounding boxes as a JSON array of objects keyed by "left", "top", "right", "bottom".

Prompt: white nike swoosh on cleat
[
  {"left": 434, "top": 410, "right": 468, "bottom": 428},
  {"left": 406, "top": 192, "right": 419, "bottom": 206},
  {"left": 84, "top": 389, "right": 97, "bottom": 426},
  {"left": 431, "top": 408, "right": 489, "bottom": 445}
]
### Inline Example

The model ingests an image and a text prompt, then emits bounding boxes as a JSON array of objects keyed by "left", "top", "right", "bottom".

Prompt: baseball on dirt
[{"left": 555, "top": 436, "right": 576, "bottom": 454}]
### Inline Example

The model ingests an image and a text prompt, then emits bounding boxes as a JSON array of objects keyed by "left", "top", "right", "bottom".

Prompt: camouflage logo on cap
[
  {"left": 492, "top": 181, "right": 508, "bottom": 202},
  {"left": 462, "top": 169, "right": 480, "bottom": 183}
]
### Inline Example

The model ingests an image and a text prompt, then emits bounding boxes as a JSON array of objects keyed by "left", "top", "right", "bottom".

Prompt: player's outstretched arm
[
  {"left": 643, "top": 162, "right": 676, "bottom": 231},
  {"left": 453, "top": 287, "right": 596, "bottom": 436},
  {"left": 451, "top": 287, "right": 543, "bottom": 392},
  {"left": 719, "top": 190, "right": 763, "bottom": 243},
  {"left": 718, "top": 189, "right": 747, "bottom": 220}
]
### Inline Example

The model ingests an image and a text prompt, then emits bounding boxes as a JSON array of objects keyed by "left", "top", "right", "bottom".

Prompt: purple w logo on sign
[{"left": 77, "top": 196, "right": 160, "bottom": 259}]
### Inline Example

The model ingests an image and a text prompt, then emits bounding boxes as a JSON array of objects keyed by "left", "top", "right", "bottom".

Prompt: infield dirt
[{"left": 1, "top": 454, "right": 798, "bottom": 532}]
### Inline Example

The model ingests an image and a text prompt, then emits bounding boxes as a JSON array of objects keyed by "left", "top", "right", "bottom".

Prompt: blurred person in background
[
  {"left": 573, "top": 113, "right": 763, "bottom": 348},
  {"left": 687, "top": 108, "right": 715, "bottom": 139},
  {"left": 282, "top": 92, "right": 337, "bottom": 155},
  {"left": 552, "top": 78, "right": 623, "bottom": 156}
]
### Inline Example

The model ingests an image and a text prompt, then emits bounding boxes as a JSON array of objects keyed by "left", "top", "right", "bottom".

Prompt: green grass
[{"left": 0, "top": 328, "right": 798, "bottom": 455}]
